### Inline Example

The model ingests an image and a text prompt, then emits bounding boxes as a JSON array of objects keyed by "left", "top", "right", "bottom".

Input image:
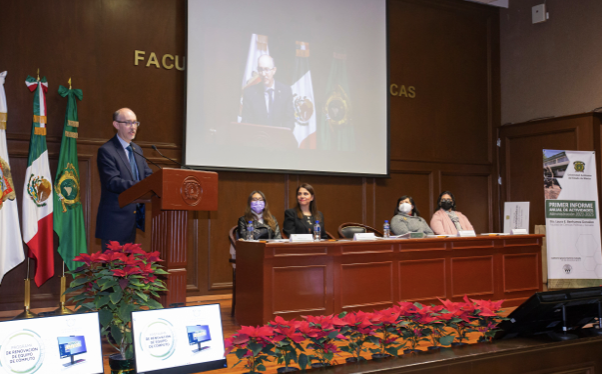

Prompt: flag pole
[
  {"left": 13, "top": 258, "right": 38, "bottom": 320},
  {"left": 53, "top": 262, "right": 73, "bottom": 315}
]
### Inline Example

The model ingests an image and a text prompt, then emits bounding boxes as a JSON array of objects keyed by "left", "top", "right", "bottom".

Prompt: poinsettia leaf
[
  {"left": 111, "top": 325, "right": 123, "bottom": 344},
  {"left": 95, "top": 294, "right": 110, "bottom": 309},
  {"left": 99, "top": 309, "right": 113, "bottom": 328},
  {"left": 368, "top": 336, "right": 380, "bottom": 345},
  {"left": 385, "top": 347, "right": 399, "bottom": 356},
  {"left": 109, "top": 287, "right": 123, "bottom": 304},
  {"left": 247, "top": 341, "right": 263, "bottom": 356},
  {"left": 235, "top": 349, "right": 247, "bottom": 359},
  {"left": 327, "top": 331, "right": 340, "bottom": 340},
  {"left": 135, "top": 291, "right": 148, "bottom": 302},
  {"left": 153, "top": 269, "right": 169, "bottom": 275},
  {"left": 257, "top": 364, "right": 266, "bottom": 372},
  {"left": 298, "top": 353, "right": 308, "bottom": 370},
  {"left": 146, "top": 298, "right": 163, "bottom": 309},
  {"left": 69, "top": 277, "right": 89, "bottom": 288}
]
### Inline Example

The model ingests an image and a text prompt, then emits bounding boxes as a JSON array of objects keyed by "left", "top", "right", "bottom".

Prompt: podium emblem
[{"left": 181, "top": 176, "right": 203, "bottom": 206}]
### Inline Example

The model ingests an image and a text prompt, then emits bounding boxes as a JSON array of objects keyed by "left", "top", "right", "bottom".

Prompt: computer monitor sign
[
  {"left": 57, "top": 336, "right": 87, "bottom": 367},
  {"left": 187, "top": 325, "right": 211, "bottom": 352}
]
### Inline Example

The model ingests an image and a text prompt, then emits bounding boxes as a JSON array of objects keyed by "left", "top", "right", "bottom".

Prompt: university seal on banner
[
  {"left": 573, "top": 161, "right": 585, "bottom": 172},
  {"left": 293, "top": 95, "right": 314, "bottom": 125},
  {"left": 181, "top": 176, "right": 202, "bottom": 206},
  {"left": 27, "top": 174, "right": 52, "bottom": 207},
  {"left": 325, "top": 85, "right": 350, "bottom": 128},
  {"left": 563, "top": 264, "right": 572, "bottom": 274},
  {"left": 54, "top": 163, "right": 81, "bottom": 213},
  {"left": 0, "top": 156, "right": 16, "bottom": 211}
]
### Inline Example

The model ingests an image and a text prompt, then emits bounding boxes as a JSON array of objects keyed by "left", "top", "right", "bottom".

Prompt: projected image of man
[{"left": 241, "top": 55, "right": 294, "bottom": 130}]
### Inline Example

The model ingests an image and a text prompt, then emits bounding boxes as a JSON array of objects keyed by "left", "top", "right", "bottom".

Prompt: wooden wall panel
[
  {"left": 340, "top": 262, "right": 393, "bottom": 309},
  {"left": 450, "top": 255, "right": 494, "bottom": 297},
  {"left": 440, "top": 172, "right": 493, "bottom": 234},
  {"left": 0, "top": 0, "right": 500, "bottom": 310}
]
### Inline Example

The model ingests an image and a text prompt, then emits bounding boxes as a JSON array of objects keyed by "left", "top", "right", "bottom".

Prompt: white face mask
[{"left": 399, "top": 202, "right": 412, "bottom": 214}]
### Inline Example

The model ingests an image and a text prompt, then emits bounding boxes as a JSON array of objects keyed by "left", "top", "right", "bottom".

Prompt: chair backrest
[
  {"left": 338, "top": 222, "right": 384, "bottom": 239},
  {"left": 228, "top": 226, "right": 238, "bottom": 267}
]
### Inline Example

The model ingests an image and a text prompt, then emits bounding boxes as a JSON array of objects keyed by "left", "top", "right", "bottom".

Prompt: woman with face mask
[
  {"left": 237, "top": 190, "right": 282, "bottom": 240},
  {"left": 390, "top": 195, "right": 434, "bottom": 236},
  {"left": 430, "top": 191, "right": 474, "bottom": 235}
]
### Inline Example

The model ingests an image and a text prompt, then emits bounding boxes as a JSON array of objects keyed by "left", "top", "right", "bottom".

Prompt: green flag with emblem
[{"left": 53, "top": 83, "right": 86, "bottom": 270}]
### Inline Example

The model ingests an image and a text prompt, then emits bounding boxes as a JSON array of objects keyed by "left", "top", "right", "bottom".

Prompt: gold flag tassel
[
  {"left": 53, "top": 262, "right": 73, "bottom": 315},
  {"left": 13, "top": 258, "right": 38, "bottom": 319}
]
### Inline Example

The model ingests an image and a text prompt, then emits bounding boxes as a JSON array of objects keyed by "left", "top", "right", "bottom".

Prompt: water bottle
[
  {"left": 246, "top": 221, "right": 254, "bottom": 240},
  {"left": 313, "top": 220, "right": 321, "bottom": 241},
  {"left": 383, "top": 220, "right": 390, "bottom": 238}
]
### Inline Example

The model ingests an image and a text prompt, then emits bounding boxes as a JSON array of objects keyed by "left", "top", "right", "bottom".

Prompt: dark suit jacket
[
  {"left": 95, "top": 135, "right": 153, "bottom": 242},
  {"left": 241, "top": 80, "right": 295, "bottom": 130},
  {"left": 282, "top": 208, "right": 328, "bottom": 239}
]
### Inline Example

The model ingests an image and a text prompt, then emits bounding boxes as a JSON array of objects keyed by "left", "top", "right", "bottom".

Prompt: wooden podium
[{"left": 119, "top": 168, "right": 218, "bottom": 306}]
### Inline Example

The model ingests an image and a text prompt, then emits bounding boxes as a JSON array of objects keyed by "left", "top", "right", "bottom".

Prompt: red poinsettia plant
[
  {"left": 438, "top": 298, "right": 476, "bottom": 344},
  {"left": 225, "top": 325, "right": 276, "bottom": 373},
  {"left": 368, "top": 308, "right": 405, "bottom": 357},
  {"left": 268, "top": 317, "right": 306, "bottom": 372},
  {"left": 464, "top": 296, "right": 507, "bottom": 342},
  {"left": 333, "top": 311, "right": 374, "bottom": 362},
  {"left": 301, "top": 315, "right": 346, "bottom": 367},
  {"left": 66, "top": 242, "right": 168, "bottom": 360}
]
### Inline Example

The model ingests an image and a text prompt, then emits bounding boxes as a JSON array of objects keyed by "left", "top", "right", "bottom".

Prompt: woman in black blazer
[
  {"left": 237, "top": 191, "right": 282, "bottom": 240},
  {"left": 283, "top": 183, "right": 328, "bottom": 239}
]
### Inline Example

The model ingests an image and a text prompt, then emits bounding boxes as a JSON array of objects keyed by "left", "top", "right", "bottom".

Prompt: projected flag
[
  {"left": 0, "top": 71, "right": 25, "bottom": 285},
  {"left": 319, "top": 50, "right": 356, "bottom": 151},
  {"left": 54, "top": 84, "right": 87, "bottom": 271},
  {"left": 238, "top": 34, "right": 270, "bottom": 122},
  {"left": 23, "top": 75, "right": 54, "bottom": 287},
  {"left": 291, "top": 41, "right": 317, "bottom": 149}
]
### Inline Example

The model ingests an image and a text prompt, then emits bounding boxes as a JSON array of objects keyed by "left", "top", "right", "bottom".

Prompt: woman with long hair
[
  {"left": 237, "top": 190, "right": 282, "bottom": 239},
  {"left": 282, "top": 183, "right": 328, "bottom": 239},
  {"left": 430, "top": 191, "right": 474, "bottom": 235},
  {"left": 390, "top": 195, "right": 433, "bottom": 236}
]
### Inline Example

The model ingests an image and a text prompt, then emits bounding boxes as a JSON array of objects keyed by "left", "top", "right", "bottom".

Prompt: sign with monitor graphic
[
  {"left": 0, "top": 313, "right": 103, "bottom": 374},
  {"left": 132, "top": 303, "right": 227, "bottom": 374}
]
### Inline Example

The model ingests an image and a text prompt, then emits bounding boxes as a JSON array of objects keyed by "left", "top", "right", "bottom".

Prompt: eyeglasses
[
  {"left": 257, "top": 67, "right": 275, "bottom": 73},
  {"left": 116, "top": 121, "right": 141, "bottom": 127}
]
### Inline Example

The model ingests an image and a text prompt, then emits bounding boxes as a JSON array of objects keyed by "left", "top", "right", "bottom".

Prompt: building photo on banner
[{"left": 6, "top": 0, "right": 602, "bottom": 373}]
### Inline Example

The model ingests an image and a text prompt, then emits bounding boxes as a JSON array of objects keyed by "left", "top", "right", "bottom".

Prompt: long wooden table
[{"left": 235, "top": 235, "right": 544, "bottom": 326}]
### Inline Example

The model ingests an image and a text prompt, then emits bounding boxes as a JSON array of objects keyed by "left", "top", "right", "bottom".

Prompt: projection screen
[{"left": 185, "top": 0, "right": 388, "bottom": 176}]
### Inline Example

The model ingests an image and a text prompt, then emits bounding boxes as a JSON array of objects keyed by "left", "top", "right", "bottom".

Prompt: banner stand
[{"left": 13, "top": 258, "right": 38, "bottom": 320}]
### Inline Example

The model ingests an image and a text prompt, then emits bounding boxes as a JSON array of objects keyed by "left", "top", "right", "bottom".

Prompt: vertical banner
[{"left": 544, "top": 150, "right": 602, "bottom": 288}]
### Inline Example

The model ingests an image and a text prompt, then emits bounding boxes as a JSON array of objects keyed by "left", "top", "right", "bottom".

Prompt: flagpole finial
[
  {"left": 68, "top": 78, "right": 72, "bottom": 89},
  {"left": 36, "top": 69, "right": 40, "bottom": 81}
]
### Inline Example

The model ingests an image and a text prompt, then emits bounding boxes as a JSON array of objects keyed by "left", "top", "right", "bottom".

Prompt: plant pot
[
  {"left": 371, "top": 353, "right": 393, "bottom": 360},
  {"left": 451, "top": 342, "right": 468, "bottom": 347},
  {"left": 345, "top": 357, "right": 367, "bottom": 364},
  {"left": 109, "top": 353, "right": 136, "bottom": 374},
  {"left": 403, "top": 349, "right": 421, "bottom": 355},
  {"left": 310, "top": 363, "right": 330, "bottom": 369},
  {"left": 277, "top": 367, "right": 300, "bottom": 373},
  {"left": 426, "top": 346, "right": 441, "bottom": 352}
]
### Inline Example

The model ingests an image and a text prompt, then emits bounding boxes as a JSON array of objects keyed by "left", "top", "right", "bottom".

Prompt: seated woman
[
  {"left": 237, "top": 191, "right": 282, "bottom": 240},
  {"left": 430, "top": 191, "right": 474, "bottom": 235},
  {"left": 390, "top": 195, "right": 434, "bottom": 236},
  {"left": 283, "top": 183, "right": 328, "bottom": 239}
]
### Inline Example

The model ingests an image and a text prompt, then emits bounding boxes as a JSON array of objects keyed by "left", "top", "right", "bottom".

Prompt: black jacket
[
  {"left": 282, "top": 208, "right": 328, "bottom": 239},
  {"left": 237, "top": 215, "right": 282, "bottom": 240},
  {"left": 95, "top": 135, "right": 153, "bottom": 242},
  {"left": 240, "top": 80, "right": 295, "bottom": 129}
]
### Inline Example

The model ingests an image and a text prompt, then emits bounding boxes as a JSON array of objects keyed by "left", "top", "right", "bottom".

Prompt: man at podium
[
  {"left": 241, "top": 55, "right": 295, "bottom": 130},
  {"left": 95, "top": 108, "right": 153, "bottom": 251}
]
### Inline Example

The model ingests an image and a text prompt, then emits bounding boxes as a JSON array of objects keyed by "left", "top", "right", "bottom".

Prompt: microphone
[
  {"left": 130, "top": 147, "right": 162, "bottom": 170},
  {"left": 151, "top": 145, "right": 192, "bottom": 169}
]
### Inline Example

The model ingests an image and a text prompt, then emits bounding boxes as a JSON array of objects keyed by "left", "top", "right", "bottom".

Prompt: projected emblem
[
  {"left": 293, "top": 95, "right": 314, "bottom": 125},
  {"left": 0, "top": 329, "right": 45, "bottom": 373},
  {"left": 181, "top": 176, "right": 202, "bottom": 206},
  {"left": 54, "top": 163, "right": 81, "bottom": 213},
  {"left": 27, "top": 174, "right": 52, "bottom": 207},
  {"left": 0, "top": 156, "right": 16, "bottom": 211},
  {"left": 325, "top": 85, "right": 350, "bottom": 127}
]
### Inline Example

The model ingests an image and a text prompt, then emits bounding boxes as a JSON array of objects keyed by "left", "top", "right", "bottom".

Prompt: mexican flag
[
  {"left": 53, "top": 84, "right": 86, "bottom": 271},
  {"left": 0, "top": 71, "right": 25, "bottom": 284},
  {"left": 291, "top": 41, "right": 317, "bottom": 149},
  {"left": 238, "top": 34, "right": 270, "bottom": 121},
  {"left": 319, "top": 50, "right": 356, "bottom": 151},
  {"left": 23, "top": 76, "right": 54, "bottom": 287}
]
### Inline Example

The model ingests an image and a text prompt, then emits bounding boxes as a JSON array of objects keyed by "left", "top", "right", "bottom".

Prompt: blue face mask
[{"left": 250, "top": 200, "right": 265, "bottom": 214}]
